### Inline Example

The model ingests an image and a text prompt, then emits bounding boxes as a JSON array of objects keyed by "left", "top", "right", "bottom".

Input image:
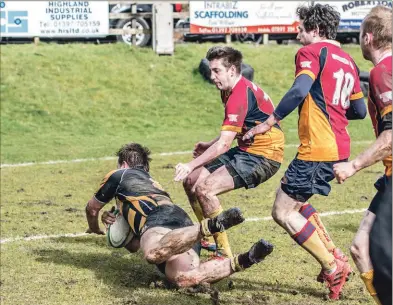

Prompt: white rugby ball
[{"left": 107, "top": 210, "right": 134, "bottom": 248}]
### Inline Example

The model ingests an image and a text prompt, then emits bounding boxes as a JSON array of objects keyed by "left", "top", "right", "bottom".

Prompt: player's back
[
  {"left": 296, "top": 41, "right": 363, "bottom": 161},
  {"left": 368, "top": 55, "right": 392, "bottom": 176},
  {"left": 95, "top": 167, "right": 171, "bottom": 235}
]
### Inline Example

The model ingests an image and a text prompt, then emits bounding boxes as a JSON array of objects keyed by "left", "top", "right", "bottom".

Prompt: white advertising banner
[
  {"left": 0, "top": 1, "right": 109, "bottom": 37},
  {"left": 190, "top": 1, "right": 309, "bottom": 34},
  {"left": 315, "top": 1, "right": 392, "bottom": 32}
]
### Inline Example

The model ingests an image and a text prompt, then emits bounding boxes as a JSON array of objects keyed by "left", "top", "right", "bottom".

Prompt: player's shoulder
[
  {"left": 372, "top": 56, "right": 392, "bottom": 77},
  {"left": 102, "top": 169, "right": 126, "bottom": 183},
  {"left": 297, "top": 43, "right": 317, "bottom": 56},
  {"left": 231, "top": 76, "right": 252, "bottom": 96}
]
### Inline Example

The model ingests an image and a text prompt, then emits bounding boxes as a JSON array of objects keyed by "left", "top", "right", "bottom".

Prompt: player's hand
[
  {"left": 101, "top": 210, "right": 116, "bottom": 228},
  {"left": 174, "top": 163, "right": 193, "bottom": 182},
  {"left": 193, "top": 142, "right": 210, "bottom": 158},
  {"left": 333, "top": 161, "right": 357, "bottom": 184},
  {"left": 242, "top": 122, "right": 271, "bottom": 141},
  {"left": 85, "top": 227, "right": 105, "bottom": 235}
]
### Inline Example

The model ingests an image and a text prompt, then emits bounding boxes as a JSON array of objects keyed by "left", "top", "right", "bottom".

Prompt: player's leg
[
  {"left": 350, "top": 210, "right": 381, "bottom": 304},
  {"left": 183, "top": 167, "right": 216, "bottom": 251},
  {"left": 195, "top": 148, "right": 280, "bottom": 257},
  {"left": 141, "top": 206, "right": 245, "bottom": 265},
  {"left": 299, "top": 202, "right": 336, "bottom": 252},
  {"left": 299, "top": 201, "right": 352, "bottom": 282},
  {"left": 165, "top": 239, "right": 274, "bottom": 287},
  {"left": 275, "top": 158, "right": 350, "bottom": 300},
  {"left": 183, "top": 167, "right": 210, "bottom": 222},
  {"left": 369, "top": 176, "right": 392, "bottom": 305}
]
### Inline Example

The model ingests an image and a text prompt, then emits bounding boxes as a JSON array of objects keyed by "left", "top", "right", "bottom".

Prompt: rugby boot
[
  {"left": 321, "top": 259, "right": 351, "bottom": 300},
  {"left": 231, "top": 239, "right": 274, "bottom": 271},
  {"left": 317, "top": 248, "right": 353, "bottom": 283},
  {"left": 201, "top": 207, "right": 245, "bottom": 236}
]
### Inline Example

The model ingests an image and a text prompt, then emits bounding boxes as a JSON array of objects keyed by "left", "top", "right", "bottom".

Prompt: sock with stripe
[
  {"left": 299, "top": 202, "right": 336, "bottom": 252},
  {"left": 201, "top": 207, "right": 233, "bottom": 257},
  {"left": 292, "top": 220, "right": 336, "bottom": 272}
]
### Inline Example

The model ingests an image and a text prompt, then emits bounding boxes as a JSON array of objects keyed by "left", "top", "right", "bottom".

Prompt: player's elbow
[{"left": 357, "top": 106, "right": 367, "bottom": 119}]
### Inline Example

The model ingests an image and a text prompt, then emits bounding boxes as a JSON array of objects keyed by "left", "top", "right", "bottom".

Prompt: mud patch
[
  {"left": 161, "top": 164, "right": 174, "bottom": 169},
  {"left": 65, "top": 207, "right": 78, "bottom": 213}
]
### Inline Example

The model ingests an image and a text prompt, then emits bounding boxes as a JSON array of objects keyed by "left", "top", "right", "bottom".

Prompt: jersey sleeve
[
  {"left": 295, "top": 47, "right": 320, "bottom": 80},
  {"left": 221, "top": 89, "right": 247, "bottom": 133},
  {"left": 370, "top": 67, "right": 392, "bottom": 119},
  {"left": 350, "top": 62, "right": 364, "bottom": 101},
  {"left": 94, "top": 169, "right": 123, "bottom": 204}
]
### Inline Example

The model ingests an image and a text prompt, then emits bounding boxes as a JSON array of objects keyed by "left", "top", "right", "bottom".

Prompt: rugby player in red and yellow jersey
[
  {"left": 243, "top": 4, "right": 367, "bottom": 300},
  {"left": 174, "top": 46, "right": 285, "bottom": 258},
  {"left": 334, "top": 6, "right": 392, "bottom": 305}
]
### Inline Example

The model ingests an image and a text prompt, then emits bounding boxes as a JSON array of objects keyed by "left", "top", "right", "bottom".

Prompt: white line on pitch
[
  {"left": 0, "top": 208, "right": 366, "bottom": 245},
  {"left": 0, "top": 141, "right": 372, "bottom": 169}
]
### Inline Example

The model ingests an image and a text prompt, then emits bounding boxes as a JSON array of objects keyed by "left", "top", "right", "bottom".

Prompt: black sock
[
  {"left": 207, "top": 218, "right": 223, "bottom": 234},
  {"left": 237, "top": 252, "right": 254, "bottom": 269}
]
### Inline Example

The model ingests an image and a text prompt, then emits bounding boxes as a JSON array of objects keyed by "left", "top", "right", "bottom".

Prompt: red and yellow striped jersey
[
  {"left": 294, "top": 41, "right": 364, "bottom": 161},
  {"left": 220, "top": 76, "right": 285, "bottom": 163},
  {"left": 368, "top": 55, "right": 392, "bottom": 176}
]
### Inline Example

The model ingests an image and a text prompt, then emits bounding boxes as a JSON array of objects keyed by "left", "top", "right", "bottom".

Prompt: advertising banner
[
  {"left": 190, "top": 1, "right": 309, "bottom": 34},
  {"left": 315, "top": 1, "right": 392, "bottom": 31}
]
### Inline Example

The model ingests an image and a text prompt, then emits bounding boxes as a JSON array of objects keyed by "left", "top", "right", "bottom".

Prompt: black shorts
[
  {"left": 141, "top": 204, "right": 201, "bottom": 275},
  {"left": 368, "top": 175, "right": 391, "bottom": 214},
  {"left": 281, "top": 157, "right": 347, "bottom": 202},
  {"left": 204, "top": 146, "right": 281, "bottom": 189},
  {"left": 369, "top": 175, "right": 392, "bottom": 304}
]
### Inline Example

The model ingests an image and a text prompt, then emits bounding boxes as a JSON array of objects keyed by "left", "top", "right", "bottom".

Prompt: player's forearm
[
  {"left": 189, "top": 140, "right": 230, "bottom": 169},
  {"left": 346, "top": 98, "right": 367, "bottom": 120},
  {"left": 207, "top": 136, "right": 220, "bottom": 146},
  {"left": 85, "top": 199, "right": 103, "bottom": 231},
  {"left": 352, "top": 130, "right": 392, "bottom": 172},
  {"left": 85, "top": 206, "right": 101, "bottom": 231}
]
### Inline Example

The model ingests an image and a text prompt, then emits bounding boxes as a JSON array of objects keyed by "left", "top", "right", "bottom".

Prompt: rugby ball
[{"left": 107, "top": 210, "right": 134, "bottom": 248}]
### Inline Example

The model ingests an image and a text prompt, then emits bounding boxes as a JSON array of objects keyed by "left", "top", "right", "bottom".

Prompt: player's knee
[
  {"left": 183, "top": 176, "right": 194, "bottom": 192},
  {"left": 145, "top": 249, "right": 165, "bottom": 265},
  {"left": 271, "top": 205, "right": 286, "bottom": 224}
]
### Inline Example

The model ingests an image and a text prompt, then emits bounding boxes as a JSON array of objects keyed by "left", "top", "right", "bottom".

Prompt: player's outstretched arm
[
  {"left": 175, "top": 131, "right": 236, "bottom": 181},
  {"left": 334, "top": 129, "right": 392, "bottom": 183},
  {"left": 85, "top": 196, "right": 106, "bottom": 235}
]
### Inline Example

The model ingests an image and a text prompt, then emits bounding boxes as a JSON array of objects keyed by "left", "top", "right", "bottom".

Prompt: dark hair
[
  {"left": 297, "top": 4, "right": 340, "bottom": 39},
  {"left": 116, "top": 143, "right": 151, "bottom": 172},
  {"left": 206, "top": 46, "right": 243, "bottom": 74},
  {"left": 362, "top": 6, "right": 392, "bottom": 50}
]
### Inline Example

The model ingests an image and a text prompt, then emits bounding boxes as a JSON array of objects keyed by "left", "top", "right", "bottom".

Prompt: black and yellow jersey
[{"left": 94, "top": 166, "right": 171, "bottom": 236}]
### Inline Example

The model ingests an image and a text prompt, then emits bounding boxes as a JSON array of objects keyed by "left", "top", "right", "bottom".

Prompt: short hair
[
  {"left": 206, "top": 46, "right": 243, "bottom": 74},
  {"left": 116, "top": 143, "right": 151, "bottom": 172},
  {"left": 362, "top": 6, "right": 392, "bottom": 50},
  {"left": 297, "top": 4, "right": 340, "bottom": 39}
]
